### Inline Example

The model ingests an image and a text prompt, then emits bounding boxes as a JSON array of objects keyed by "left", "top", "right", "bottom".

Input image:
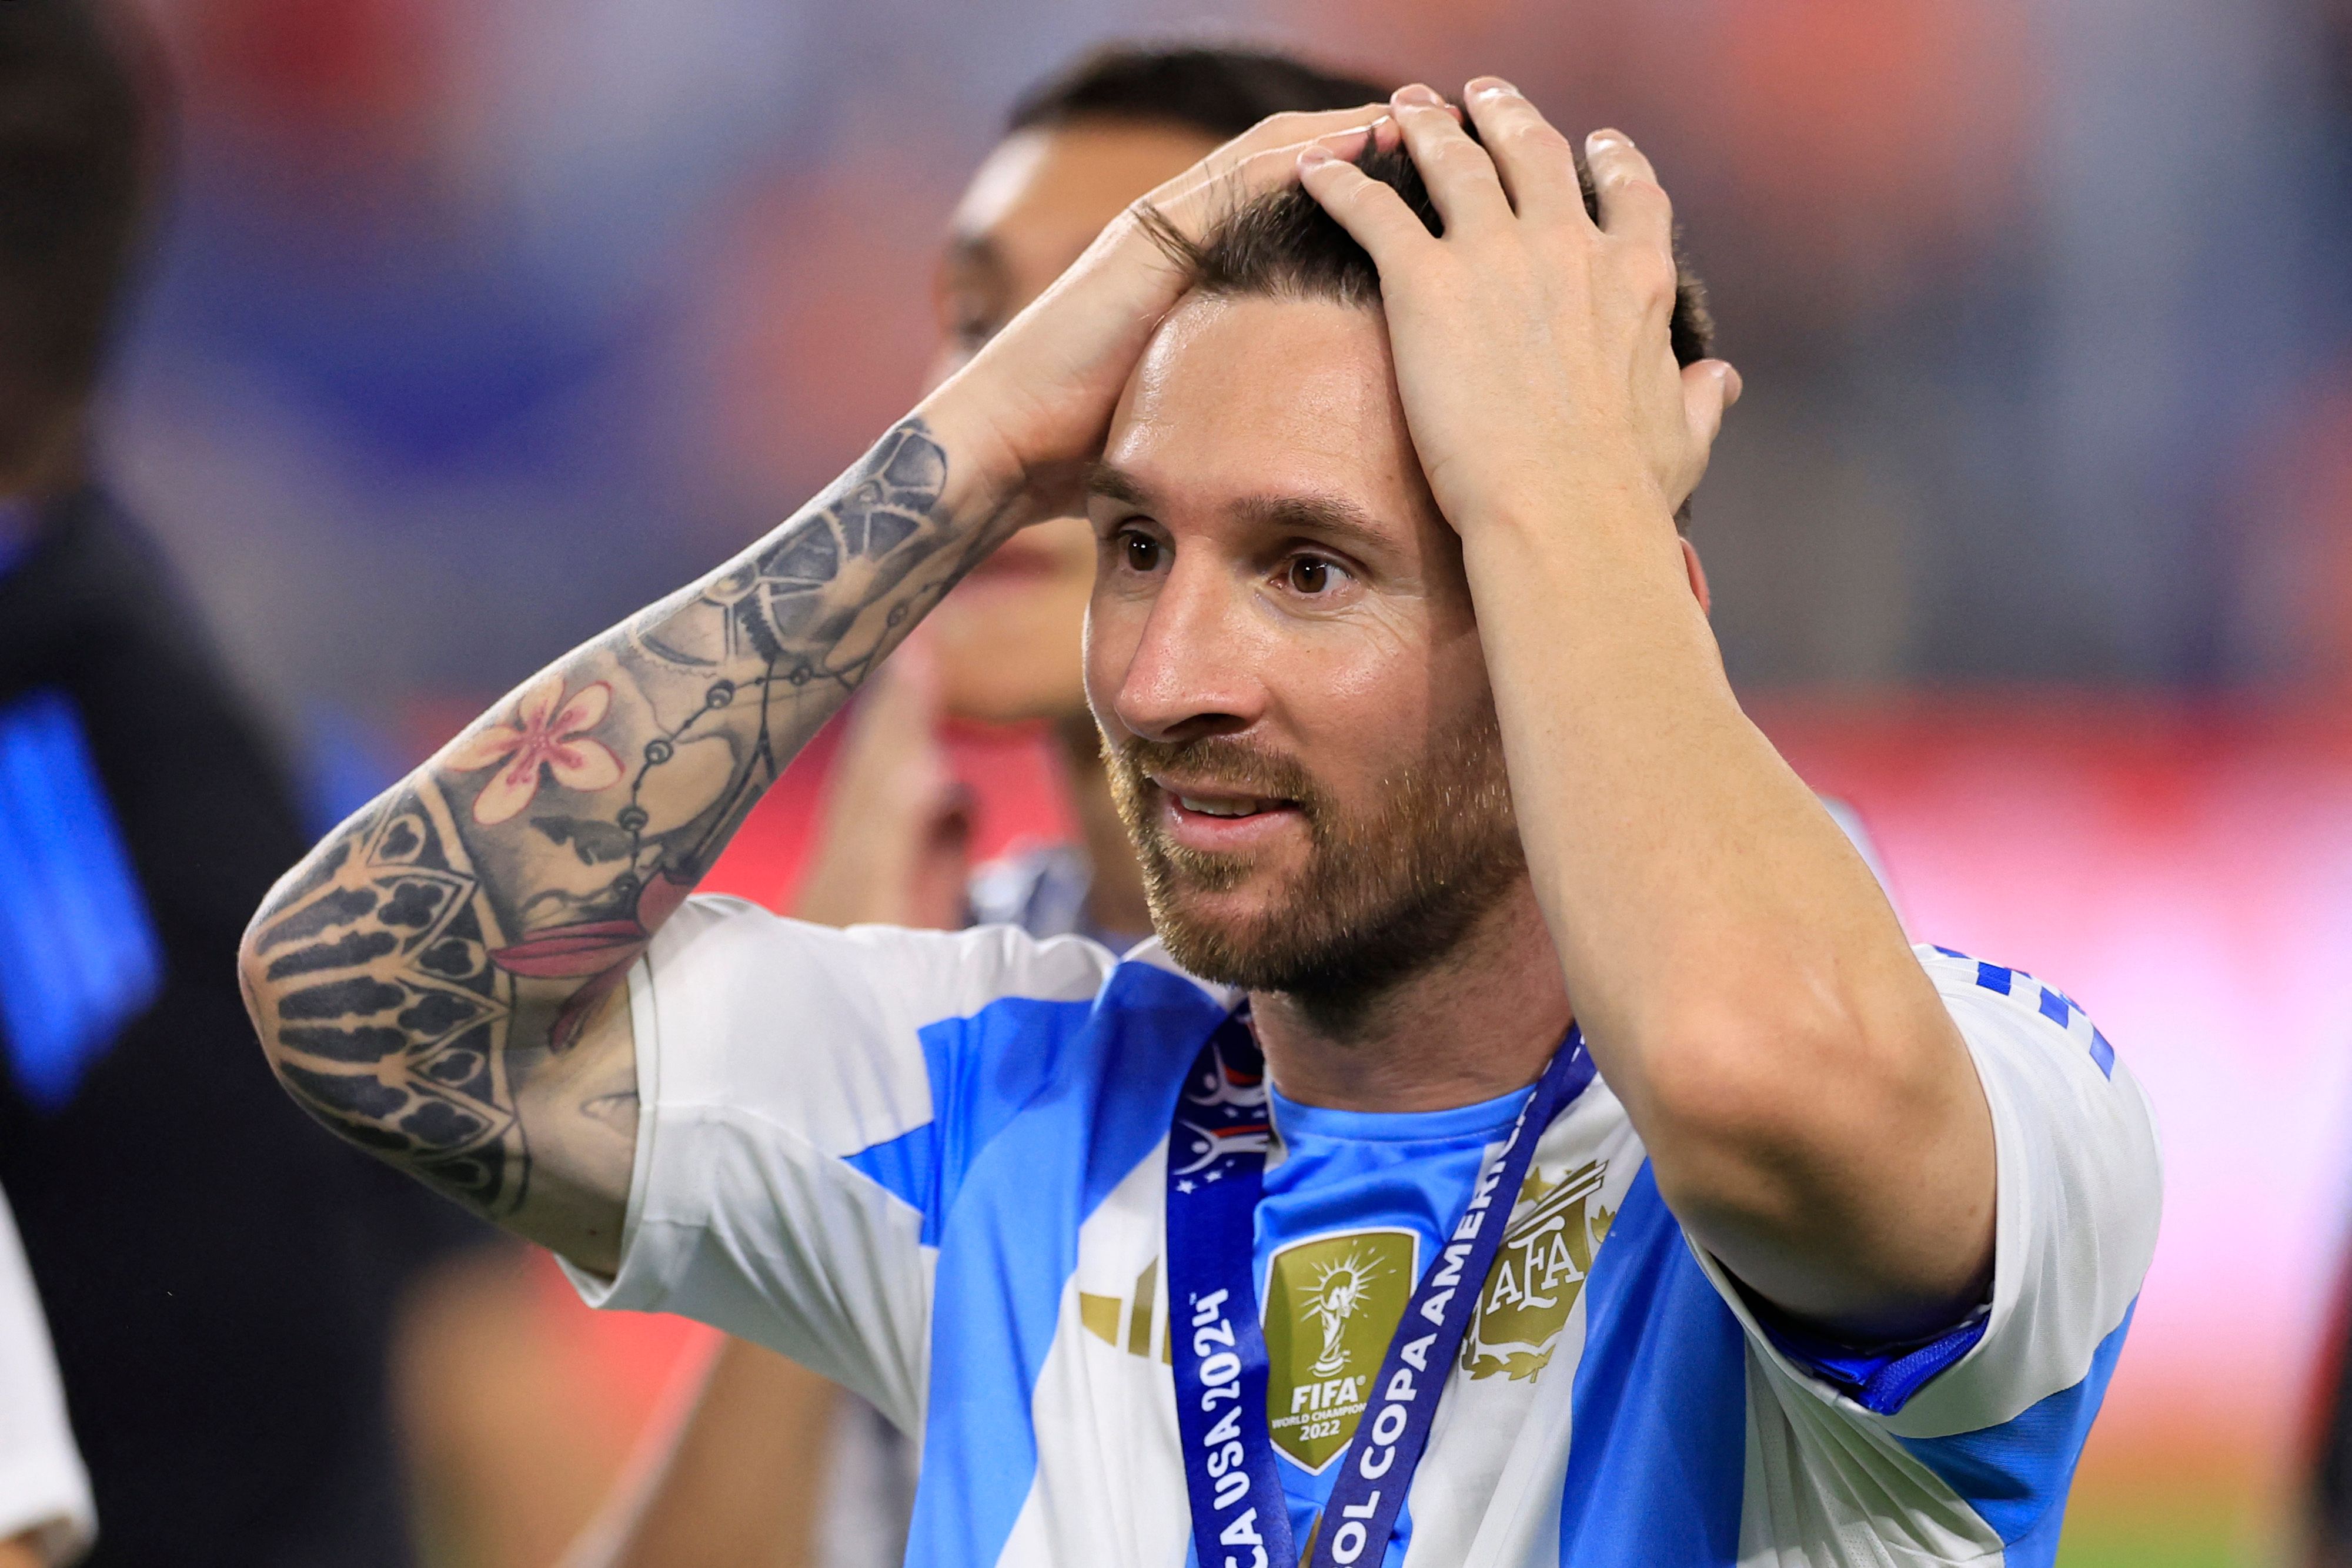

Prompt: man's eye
[
  {"left": 1285, "top": 556, "right": 1348, "bottom": 595},
  {"left": 1121, "top": 532, "right": 1164, "bottom": 572}
]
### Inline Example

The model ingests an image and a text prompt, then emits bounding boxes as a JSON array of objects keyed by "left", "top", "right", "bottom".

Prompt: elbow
[
  {"left": 237, "top": 865, "right": 315, "bottom": 1094},
  {"left": 1631, "top": 988, "right": 1949, "bottom": 1235},
  {"left": 236, "top": 912, "right": 288, "bottom": 1082}
]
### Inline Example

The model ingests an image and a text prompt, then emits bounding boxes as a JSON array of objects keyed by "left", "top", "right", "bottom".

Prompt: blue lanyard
[{"left": 1166, "top": 1013, "right": 1595, "bottom": 1568}]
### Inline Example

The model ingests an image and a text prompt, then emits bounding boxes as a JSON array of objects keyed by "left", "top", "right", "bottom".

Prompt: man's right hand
[{"left": 917, "top": 103, "right": 1395, "bottom": 529}]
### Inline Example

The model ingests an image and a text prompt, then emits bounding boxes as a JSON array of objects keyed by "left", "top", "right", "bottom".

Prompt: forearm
[
  {"left": 1466, "top": 509, "right": 1882, "bottom": 1028},
  {"left": 239, "top": 404, "right": 1015, "bottom": 1252},
  {"left": 1465, "top": 503, "right": 1990, "bottom": 1332}
]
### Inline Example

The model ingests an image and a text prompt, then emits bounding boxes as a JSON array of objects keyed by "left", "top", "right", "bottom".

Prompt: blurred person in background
[
  {"left": 0, "top": 1184, "right": 92, "bottom": 1568},
  {"left": 0, "top": 3, "right": 486, "bottom": 1563},
  {"left": 2308, "top": 1294, "right": 2352, "bottom": 1566},
  {"left": 565, "top": 45, "right": 1395, "bottom": 1568},
  {"left": 2300, "top": 1219, "right": 2352, "bottom": 1568}
]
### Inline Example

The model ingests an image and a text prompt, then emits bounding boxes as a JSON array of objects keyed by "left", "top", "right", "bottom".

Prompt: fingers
[
  {"left": 1222, "top": 102, "right": 1394, "bottom": 165},
  {"left": 1144, "top": 102, "right": 1394, "bottom": 243},
  {"left": 1388, "top": 83, "right": 1514, "bottom": 234},
  {"left": 1297, "top": 145, "right": 1439, "bottom": 265},
  {"left": 1584, "top": 129, "right": 1675, "bottom": 258},
  {"left": 1679, "top": 360, "right": 1740, "bottom": 484},
  {"left": 1460, "top": 77, "right": 1584, "bottom": 223}
]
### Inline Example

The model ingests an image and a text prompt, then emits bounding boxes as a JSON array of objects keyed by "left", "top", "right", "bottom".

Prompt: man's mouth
[
  {"left": 1149, "top": 775, "right": 1308, "bottom": 850},
  {"left": 1175, "top": 794, "right": 1278, "bottom": 818}
]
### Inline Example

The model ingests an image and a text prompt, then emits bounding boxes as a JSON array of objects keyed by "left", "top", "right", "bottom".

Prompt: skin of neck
[{"left": 1247, "top": 871, "right": 1575, "bottom": 1116}]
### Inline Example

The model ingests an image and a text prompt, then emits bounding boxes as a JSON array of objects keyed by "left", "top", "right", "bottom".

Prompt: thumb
[
  {"left": 1676, "top": 359, "right": 1738, "bottom": 502},
  {"left": 1682, "top": 359, "right": 1739, "bottom": 447}
]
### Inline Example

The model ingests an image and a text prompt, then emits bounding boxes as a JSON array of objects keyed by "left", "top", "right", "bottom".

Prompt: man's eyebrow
[
  {"left": 1086, "top": 463, "right": 1153, "bottom": 507},
  {"left": 1081, "top": 472, "right": 1396, "bottom": 558},
  {"left": 942, "top": 233, "right": 1008, "bottom": 284},
  {"left": 1233, "top": 493, "right": 1392, "bottom": 558}
]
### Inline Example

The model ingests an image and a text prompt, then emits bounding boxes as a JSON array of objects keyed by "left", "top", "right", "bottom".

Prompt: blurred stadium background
[{"left": 89, "top": 0, "right": 2352, "bottom": 1563}]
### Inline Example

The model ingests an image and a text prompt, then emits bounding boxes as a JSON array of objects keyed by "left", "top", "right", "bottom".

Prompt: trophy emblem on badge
[{"left": 1302, "top": 1246, "right": 1386, "bottom": 1378}]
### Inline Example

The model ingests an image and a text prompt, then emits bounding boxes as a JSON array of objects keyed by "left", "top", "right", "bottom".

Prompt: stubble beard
[{"left": 1104, "top": 706, "right": 1526, "bottom": 1019}]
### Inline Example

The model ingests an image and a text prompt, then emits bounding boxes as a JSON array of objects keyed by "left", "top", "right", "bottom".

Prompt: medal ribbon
[{"left": 1167, "top": 1013, "right": 1594, "bottom": 1568}]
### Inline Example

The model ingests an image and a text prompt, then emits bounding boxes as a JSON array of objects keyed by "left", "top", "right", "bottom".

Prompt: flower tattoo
[{"left": 446, "top": 674, "right": 624, "bottom": 825}]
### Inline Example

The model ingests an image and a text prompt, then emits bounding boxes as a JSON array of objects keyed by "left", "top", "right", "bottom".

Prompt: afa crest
[{"left": 1459, "top": 1160, "right": 1612, "bottom": 1382}]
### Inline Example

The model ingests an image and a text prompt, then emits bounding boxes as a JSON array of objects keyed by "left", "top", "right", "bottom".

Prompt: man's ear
[{"left": 1680, "top": 536, "right": 1712, "bottom": 616}]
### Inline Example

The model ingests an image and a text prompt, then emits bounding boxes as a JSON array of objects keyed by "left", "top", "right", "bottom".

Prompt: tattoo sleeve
[{"left": 240, "top": 419, "right": 995, "bottom": 1263}]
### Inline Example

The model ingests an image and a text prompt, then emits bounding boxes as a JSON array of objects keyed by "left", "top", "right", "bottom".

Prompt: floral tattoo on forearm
[{"left": 243, "top": 419, "right": 984, "bottom": 1216}]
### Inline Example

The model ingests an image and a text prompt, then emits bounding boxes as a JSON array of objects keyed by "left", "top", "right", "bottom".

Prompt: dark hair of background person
[
  {"left": 1147, "top": 132, "right": 1715, "bottom": 529},
  {"left": 0, "top": 0, "right": 161, "bottom": 478},
  {"left": 1007, "top": 41, "right": 1394, "bottom": 142}
]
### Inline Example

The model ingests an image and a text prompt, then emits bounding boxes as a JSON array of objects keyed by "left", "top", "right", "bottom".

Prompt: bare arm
[
  {"left": 238, "top": 414, "right": 1014, "bottom": 1272},
  {"left": 1299, "top": 85, "right": 1993, "bottom": 1339},
  {"left": 238, "top": 104, "right": 1394, "bottom": 1275}
]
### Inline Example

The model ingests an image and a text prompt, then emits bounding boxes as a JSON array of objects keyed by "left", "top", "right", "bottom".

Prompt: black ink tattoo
[
  {"left": 246, "top": 418, "right": 980, "bottom": 1241},
  {"left": 251, "top": 787, "right": 519, "bottom": 1208}
]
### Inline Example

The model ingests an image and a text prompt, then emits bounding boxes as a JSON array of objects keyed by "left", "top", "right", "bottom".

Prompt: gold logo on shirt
[
  {"left": 1079, "top": 1258, "right": 1170, "bottom": 1362},
  {"left": 1460, "top": 1160, "right": 1612, "bottom": 1382},
  {"left": 1262, "top": 1229, "right": 1418, "bottom": 1472}
]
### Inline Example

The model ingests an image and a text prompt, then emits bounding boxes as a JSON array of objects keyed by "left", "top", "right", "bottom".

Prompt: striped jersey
[{"left": 567, "top": 897, "right": 2160, "bottom": 1567}]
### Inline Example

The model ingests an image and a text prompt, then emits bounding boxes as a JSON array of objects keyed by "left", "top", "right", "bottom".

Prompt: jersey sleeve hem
[
  {"left": 1742, "top": 1288, "right": 1991, "bottom": 1416},
  {"left": 1684, "top": 942, "right": 2159, "bottom": 1436},
  {"left": 556, "top": 947, "right": 669, "bottom": 1312}
]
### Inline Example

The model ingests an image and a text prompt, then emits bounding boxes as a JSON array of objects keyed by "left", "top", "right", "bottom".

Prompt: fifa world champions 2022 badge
[
  {"left": 1263, "top": 1229, "right": 1418, "bottom": 1471},
  {"left": 1169, "top": 1017, "right": 1599, "bottom": 1568}
]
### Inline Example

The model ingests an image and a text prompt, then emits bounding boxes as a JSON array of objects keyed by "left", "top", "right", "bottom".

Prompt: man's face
[
  {"left": 923, "top": 118, "right": 1218, "bottom": 725},
  {"left": 1086, "top": 293, "right": 1526, "bottom": 998}
]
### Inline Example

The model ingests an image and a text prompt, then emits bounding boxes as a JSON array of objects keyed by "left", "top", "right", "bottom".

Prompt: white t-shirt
[
  {"left": 567, "top": 901, "right": 2159, "bottom": 1567},
  {"left": 0, "top": 1186, "right": 92, "bottom": 1564}
]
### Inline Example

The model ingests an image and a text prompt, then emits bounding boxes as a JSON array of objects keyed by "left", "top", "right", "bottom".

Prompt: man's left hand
[{"left": 1297, "top": 80, "right": 1738, "bottom": 543}]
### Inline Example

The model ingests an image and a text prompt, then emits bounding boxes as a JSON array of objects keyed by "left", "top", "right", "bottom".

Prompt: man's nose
[{"left": 1111, "top": 556, "right": 1266, "bottom": 744}]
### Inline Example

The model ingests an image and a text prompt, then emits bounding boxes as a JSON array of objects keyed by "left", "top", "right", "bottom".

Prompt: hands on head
[
  {"left": 924, "top": 82, "right": 1739, "bottom": 544},
  {"left": 1299, "top": 81, "right": 1740, "bottom": 540}
]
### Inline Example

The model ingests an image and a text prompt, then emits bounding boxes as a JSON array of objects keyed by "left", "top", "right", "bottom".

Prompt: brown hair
[{"left": 1147, "top": 132, "right": 1716, "bottom": 526}]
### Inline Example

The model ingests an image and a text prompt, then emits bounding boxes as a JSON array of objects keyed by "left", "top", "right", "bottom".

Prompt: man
[
  {"left": 243, "top": 83, "right": 2159, "bottom": 1566},
  {"left": 0, "top": 4, "right": 485, "bottom": 1562},
  {"left": 570, "top": 47, "right": 1393, "bottom": 1568}
]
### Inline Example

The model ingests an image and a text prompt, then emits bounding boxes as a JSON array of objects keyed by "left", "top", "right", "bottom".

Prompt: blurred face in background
[{"left": 923, "top": 117, "right": 1220, "bottom": 725}]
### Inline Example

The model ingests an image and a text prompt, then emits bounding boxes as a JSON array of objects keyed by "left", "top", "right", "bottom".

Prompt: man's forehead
[
  {"left": 948, "top": 122, "right": 1217, "bottom": 264},
  {"left": 1101, "top": 292, "right": 1431, "bottom": 530},
  {"left": 948, "top": 130, "right": 1058, "bottom": 242}
]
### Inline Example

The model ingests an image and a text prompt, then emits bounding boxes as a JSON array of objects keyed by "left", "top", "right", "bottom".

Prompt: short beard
[{"left": 1104, "top": 707, "right": 1525, "bottom": 1027}]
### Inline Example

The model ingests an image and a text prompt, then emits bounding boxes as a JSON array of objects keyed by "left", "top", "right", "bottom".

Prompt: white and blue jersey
[{"left": 567, "top": 898, "right": 2160, "bottom": 1567}]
